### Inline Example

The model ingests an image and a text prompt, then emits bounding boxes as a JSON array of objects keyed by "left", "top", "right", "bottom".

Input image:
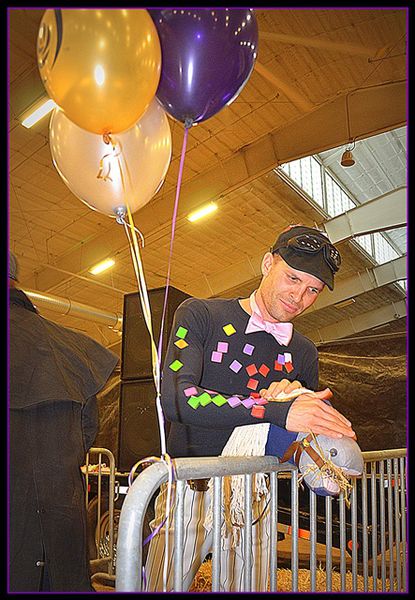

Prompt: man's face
[{"left": 257, "top": 254, "right": 325, "bottom": 322}]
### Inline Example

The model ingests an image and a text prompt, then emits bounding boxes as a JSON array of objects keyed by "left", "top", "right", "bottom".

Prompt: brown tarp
[{"left": 318, "top": 333, "right": 407, "bottom": 451}]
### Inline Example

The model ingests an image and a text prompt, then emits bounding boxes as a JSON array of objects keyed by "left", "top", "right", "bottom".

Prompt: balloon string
[
  {"left": 155, "top": 124, "right": 190, "bottom": 592},
  {"left": 120, "top": 218, "right": 145, "bottom": 248},
  {"left": 157, "top": 124, "right": 190, "bottom": 367},
  {"left": 116, "top": 124, "right": 190, "bottom": 590},
  {"left": 123, "top": 219, "right": 166, "bottom": 457},
  {"left": 96, "top": 137, "right": 121, "bottom": 182},
  {"left": 106, "top": 131, "right": 165, "bottom": 456}
]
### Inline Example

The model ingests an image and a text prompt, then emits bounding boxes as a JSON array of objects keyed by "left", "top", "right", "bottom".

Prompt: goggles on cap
[{"left": 273, "top": 233, "right": 341, "bottom": 273}]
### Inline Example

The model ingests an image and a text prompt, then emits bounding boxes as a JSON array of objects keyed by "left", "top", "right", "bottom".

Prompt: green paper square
[
  {"left": 198, "top": 392, "right": 212, "bottom": 406},
  {"left": 187, "top": 396, "right": 200, "bottom": 410},
  {"left": 223, "top": 323, "right": 236, "bottom": 336},
  {"left": 212, "top": 394, "right": 228, "bottom": 407},
  {"left": 169, "top": 359, "right": 183, "bottom": 372},
  {"left": 176, "top": 326, "right": 188, "bottom": 339}
]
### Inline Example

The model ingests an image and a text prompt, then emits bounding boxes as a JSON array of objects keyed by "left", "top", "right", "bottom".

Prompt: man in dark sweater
[{"left": 145, "top": 225, "right": 362, "bottom": 591}]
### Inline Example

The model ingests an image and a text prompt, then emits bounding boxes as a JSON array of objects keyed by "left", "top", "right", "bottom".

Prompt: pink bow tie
[{"left": 245, "top": 293, "right": 293, "bottom": 346}]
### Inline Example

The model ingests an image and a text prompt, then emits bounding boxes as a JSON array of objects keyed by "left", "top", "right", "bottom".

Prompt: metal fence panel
[
  {"left": 115, "top": 450, "right": 407, "bottom": 592},
  {"left": 83, "top": 447, "right": 116, "bottom": 583}
]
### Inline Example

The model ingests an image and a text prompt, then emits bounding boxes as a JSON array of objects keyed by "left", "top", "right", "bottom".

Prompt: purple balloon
[{"left": 149, "top": 8, "right": 258, "bottom": 126}]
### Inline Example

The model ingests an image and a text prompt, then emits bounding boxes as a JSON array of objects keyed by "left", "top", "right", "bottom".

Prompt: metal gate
[
  {"left": 83, "top": 447, "right": 117, "bottom": 585},
  {"left": 115, "top": 449, "right": 406, "bottom": 592}
]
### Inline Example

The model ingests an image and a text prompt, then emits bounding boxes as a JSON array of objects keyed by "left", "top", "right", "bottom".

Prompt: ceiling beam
[
  {"left": 254, "top": 62, "right": 313, "bottom": 111},
  {"left": 9, "top": 67, "right": 46, "bottom": 120},
  {"left": 24, "top": 81, "right": 406, "bottom": 294},
  {"left": 182, "top": 216, "right": 406, "bottom": 300},
  {"left": 304, "top": 255, "right": 406, "bottom": 313},
  {"left": 322, "top": 187, "right": 407, "bottom": 243},
  {"left": 182, "top": 252, "right": 264, "bottom": 299},
  {"left": 260, "top": 31, "right": 381, "bottom": 57},
  {"left": 21, "top": 253, "right": 406, "bottom": 333},
  {"left": 305, "top": 300, "right": 407, "bottom": 343}
]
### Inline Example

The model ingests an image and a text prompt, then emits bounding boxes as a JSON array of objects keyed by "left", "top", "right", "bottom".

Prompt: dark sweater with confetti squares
[{"left": 161, "top": 297, "right": 319, "bottom": 457}]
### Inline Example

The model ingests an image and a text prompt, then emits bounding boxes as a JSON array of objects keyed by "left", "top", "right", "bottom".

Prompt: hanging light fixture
[
  {"left": 341, "top": 141, "right": 356, "bottom": 167},
  {"left": 340, "top": 93, "right": 356, "bottom": 167}
]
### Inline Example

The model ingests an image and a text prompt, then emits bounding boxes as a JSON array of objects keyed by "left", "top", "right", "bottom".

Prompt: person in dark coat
[{"left": 8, "top": 252, "right": 119, "bottom": 592}]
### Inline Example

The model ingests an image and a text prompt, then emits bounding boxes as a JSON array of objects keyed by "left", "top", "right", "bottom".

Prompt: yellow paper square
[
  {"left": 223, "top": 323, "right": 236, "bottom": 336},
  {"left": 175, "top": 339, "right": 188, "bottom": 349}
]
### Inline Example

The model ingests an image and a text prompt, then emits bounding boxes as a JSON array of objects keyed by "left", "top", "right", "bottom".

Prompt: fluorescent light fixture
[
  {"left": 334, "top": 297, "right": 356, "bottom": 309},
  {"left": 187, "top": 202, "right": 218, "bottom": 223},
  {"left": 21, "top": 98, "right": 56, "bottom": 128},
  {"left": 89, "top": 258, "right": 115, "bottom": 275}
]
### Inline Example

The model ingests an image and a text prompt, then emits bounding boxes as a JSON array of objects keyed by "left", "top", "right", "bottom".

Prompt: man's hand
[
  {"left": 260, "top": 378, "right": 303, "bottom": 400},
  {"left": 285, "top": 388, "right": 355, "bottom": 439}
]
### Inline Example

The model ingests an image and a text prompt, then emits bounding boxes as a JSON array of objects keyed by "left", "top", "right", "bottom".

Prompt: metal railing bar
[
  {"left": 211, "top": 476, "right": 222, "bottom": 592},
  {"left": 371, "top": 461, "right": 378, "bottom": 591},
  {"left": 325, "top": 495, "right": 333, "bottom": 591},
  {"left": 309, "top": 489, "right": 317, "bottom": 591},
  {"left": 361, "top": 465, "right": 368, "bottom": 591},
  {"left": 291, "top": 472, "right": 298, "bottom": 591},
  {"left": 351, "top": 479, "right": 358, "bottom": 591},
  {"left": 399, "top": 456, "right": 407, "bottom": 591},
  {"left": 386, "top": 459, "right": 394, "bottom": 590},
  {"left": 339, "top": 491, "right": 346, "bottom": 591},
  {"left": 269, "top": 472, "right": 277, "bottom": 592},
  {"left": 379, "top": 460, "right": 387, "bottom": 591},
  {"left": 393, "top": 458, "right": 401, "bottom": 591},
  {"left": 243, "top": 473, "right": 253, "bottom": 591},
  {"left": 173, "top": 479, "right": 185, "bottom": 591}
]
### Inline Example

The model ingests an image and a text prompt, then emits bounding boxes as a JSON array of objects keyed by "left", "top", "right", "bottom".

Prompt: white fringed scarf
[
  {"left": 203, "top": 387, "right": 313, "bottom": 548},
  {"left": 203, "top": 422, "right": 270, "bottom": 547}
]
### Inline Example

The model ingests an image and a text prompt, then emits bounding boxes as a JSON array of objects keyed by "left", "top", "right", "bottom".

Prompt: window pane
[
  {"left": 301, "top": 157, "right": 312, "bottom": 197},
  {"left": 373, "top": 232, "right": 399, "bottom": 264},
  {"left": 311, "top": 158, "right": 323, "bottom": 206},
  {"left": 290, "top": 160, "right": 302, "bottom": 186},
  {"left": 326, "top": 180, "right": 335, "bottom": 215},
  {"left": 355, "top": 234, "right": 373, "bottom": 255},
  {"left": 333, "top": 184, "right": 343, "bottom": 216},
  {"left": 342, "top": 190, "right": 355, "bottom": 212}
]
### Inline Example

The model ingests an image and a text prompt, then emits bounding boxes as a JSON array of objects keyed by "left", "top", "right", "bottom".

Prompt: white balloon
[{"left": 49, "top": 100, "right": 172, "bottom": 218}]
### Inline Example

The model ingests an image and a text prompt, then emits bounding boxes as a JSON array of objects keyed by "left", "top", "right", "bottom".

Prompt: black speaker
[
  {"left": 118, "top": 379, "right": 170, "bottom": 472},
  {"left": 121, "top": 286, "right": 190, "bottom": 380}
]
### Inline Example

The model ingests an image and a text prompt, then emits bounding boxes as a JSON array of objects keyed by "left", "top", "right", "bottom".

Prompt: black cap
[
  {"left": 271, "top": 225, "right": 340, "bottom": 290},
  {"left": 9, "top": 252, "right": 19, "bottom": 281}
]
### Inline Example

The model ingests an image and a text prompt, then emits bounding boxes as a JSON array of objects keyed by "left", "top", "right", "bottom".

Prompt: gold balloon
[{"left": 37, "top": 9, "right": 161, "bottom": 134}]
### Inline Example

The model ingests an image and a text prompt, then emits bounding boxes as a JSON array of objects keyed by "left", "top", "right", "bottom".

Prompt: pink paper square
[
  {"left": 229, "top": 359, "right": 242, "bottom": 373},
  {"left": 242, "top": 397, "right": 256, "bottom": 408},
  {"left": 227, "top": 395, "right": 242, "bottom": 408},
  {"left": 184, "top": 386, "right": 198, "bottom": 397},
  {"left": 255, "top": 396, "right": 268, "bottom": 406},
  {"left": 243, "top": 343, "right": 255, "bottom": 356},
  {"left": 217, "top": 341, "right": 229, "bottom": 353},
  {"left": 211, "top": 351, "right": 223, "bottom": 363}
]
